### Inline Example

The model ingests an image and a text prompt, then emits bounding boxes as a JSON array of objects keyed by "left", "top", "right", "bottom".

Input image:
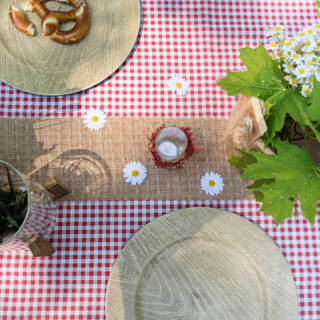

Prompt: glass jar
[
  {"left": 0, "top": 160, "right": 56, "bottom": 251},
  {"left": 155, "top": 126, "right": 188, "bottom": 162}
]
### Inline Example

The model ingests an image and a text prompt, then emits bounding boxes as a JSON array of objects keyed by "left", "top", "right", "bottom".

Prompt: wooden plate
[
  {"left": 0, "top": 0, "right": 140, "bottom": 95},
  {"left": 105, "top": 208, "right": 298, "bottom": 319}
]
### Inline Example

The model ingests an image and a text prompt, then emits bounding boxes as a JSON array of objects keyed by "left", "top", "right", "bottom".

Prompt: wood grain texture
[
  {"left": 0, "top": 0, "right": 140, "bottom": 95},
  {"left": 105, "top": 208, "right": 298, "bottom": 320}
]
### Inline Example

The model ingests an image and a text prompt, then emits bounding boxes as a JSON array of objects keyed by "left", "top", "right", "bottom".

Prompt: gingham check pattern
[
  {"left": 0, "top": 1, "right": 320, "bottom": 319},
  {"left": 0, "top": 201, "right": 319, "bottom": 320}
]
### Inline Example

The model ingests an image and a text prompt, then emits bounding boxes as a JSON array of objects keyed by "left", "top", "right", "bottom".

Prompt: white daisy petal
[
  {"left": 167, "top": 75, "right": 189, "bottom": 97},
  {"left": 123, "top": 161, "right": 147, "bottom": 186},
  {"left": 201, "top": 171, "right": 224, "bottom": 197},
  {"left": 83, "top": 108, "right": 107, "bottom": 131}
]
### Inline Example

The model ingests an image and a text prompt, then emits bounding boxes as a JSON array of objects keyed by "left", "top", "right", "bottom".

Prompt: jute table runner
[{"left": 0, "top": 118, "right": 253, "bottom": 201}]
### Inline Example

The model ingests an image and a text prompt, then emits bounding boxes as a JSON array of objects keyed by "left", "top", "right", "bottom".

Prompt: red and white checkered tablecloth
[{"left": 0, "top": 1, "right": 319, "bottom": 319}]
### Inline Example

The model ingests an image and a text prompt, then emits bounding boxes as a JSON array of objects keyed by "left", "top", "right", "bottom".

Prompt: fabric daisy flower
[
  {"left": 123, "top": 161, "right": 147, "bottom": 186},
  {"left": 201, "top": 172, "right": 224, "bottom": 197},
  {"left": 167, "top": 75, "right": 189, "bottom": 97},
  {"left": 83, "top": 108, "right": 107, "bottom": 131}
]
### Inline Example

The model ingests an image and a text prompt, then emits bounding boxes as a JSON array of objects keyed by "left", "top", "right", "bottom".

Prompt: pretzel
[
  {"left": 9, "top": 5, "right": 35, "bottom": 36},
  {"left": 20, "top": 0, "right": 90, "bottom": 44}
]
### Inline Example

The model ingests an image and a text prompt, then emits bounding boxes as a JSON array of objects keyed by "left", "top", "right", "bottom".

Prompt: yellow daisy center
[
  {"left": 92, "top": 116, "right": 99, "bottom": 123},
  {"left": 309, "top": 69, "right": 314, "bottom": 73},
  {"left": 281, "top": 38, "right": 287, "bottom": 44},
  {"left": 175, "top": 83, "right": 182, "bottom": 89},
  {"left": 276, "top": 52, "right": 281, "bottom": 57},
  {"left": 311, "top": 78, "right": 314, "bottom": 83},
  {"left": 304, "top": 88, "right": 311, "bottom": 94},
  {"left": 307, "top": 60, "right": 313, "bottom": 66},
  {"left": 292, "top": 53, "right": 299, "bottom": 59},
  {"left": 292, "top": 79, "right": 298, "bottom": 84},
  {"left": 299, "top": 69, "right": 305, "bottom": 74},
  {"left": 313, "top": 58, "right": 318, "bottom": 62},
  {"left": 290, "top": 38, "right": 296, "bottom": 41},
  {"left": 132, "top": 170, "right": 139, "bottom": 177},
  {"left": 317, "top": 66, "right": 320, "bottom": 72},
  {"left": 306, "top": 51, "right": 313, "bottom": 55},
  {"left": 307, "top": 29, "right": 313, "bottom": 34},
  {"left": 275, "top": 27, "right": 281, "bottom": 31},
  {"left": 208, "top": 180, "right": 216, "bottom": 187},
  {"left": 288, "top": 64, "right": 294, "bottom": 69},
  {"left": 305, "top": 41, "right": 311, "bottom": 47},
  {"left": 270, "top": 28, "right": 274, "bottom": 31},
  {"left": 284, "top": 75, "right": 291, "bottom": 79},
  {"left": 299, "top": 32, "right": 305, "bottom": 37},
  {"left": 270, "top": 42, "right": 277, "bottom": 47},
  {"left": 285, "top": 41, "right": 292, "bottom": 47}
]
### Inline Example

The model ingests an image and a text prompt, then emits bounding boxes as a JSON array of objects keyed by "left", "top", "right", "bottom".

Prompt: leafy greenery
[
  {"left": 231, "top": 140, "right": 320, "bottom": 225},
  {"left": 218, "top": 43, "right": 309, "bottom": 145},
  {"left": 0, "top": 165, "right": 28, "bottom": 243},
  {"left": 218, "top": 44, "right": 320, "bottom": 225}
]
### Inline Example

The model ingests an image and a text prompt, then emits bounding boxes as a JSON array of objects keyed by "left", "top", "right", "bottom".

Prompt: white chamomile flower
[
  {"left": 289, "top": 77, "right": 299, "bottom": 88},
  {"left": 123, "top": 161, "right": 147, "bottom": 186},
  {"left": 294, "top": 64, "right": 310, "bottom": 78},
  {"left": 301, "top": 84, "right": 312, "bottom": 97},
  {"left": 284, "top": 62, "right": 295, "bottom": 74},
  {"left": 265, "top": 27, "right": 281, "bottom": 38},
  {"left": 265, "top": 41, "right": 278, "bottom": 51},
  {"left": 297, "top": 30, "right": 309, "bottom": 40},
  {"left": 282, "top": 39, "right": 297, "bottom": 52},
  {"left": 274, "top": 25, "right": 285, "bottom": 33},
  {"left": 313, "top": 24, "right": 320, "bottom": 31},
  {"left": 301, "top": 38, "right": 317, "bottom": 52},
  {"left": 83, "top": 108, "right": 107, "bottom": 131},
  {"left": 291, "top": 52, "right": 303, "bottom": 64},
  {"left": 284, "top": 74, "right": 292, "bottom": 83},
  {"left": 167, "top": 75, "right": 189, "bottom": 97},
  {"left": 304, "top": 27, "right": 315, "bottom": 37},
  {"left": 200, "top": 172, "right": 224, "bottom": 197},
  {"left": 303, "top": 57, "right": 315, "bottom": 67}
]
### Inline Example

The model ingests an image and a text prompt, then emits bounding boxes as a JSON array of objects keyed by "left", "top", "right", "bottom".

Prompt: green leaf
[
  {"left": 5, "top": 215, "right": 19, "bottom": 228},
  {"left": 305, "top": 74, "right": 320, "bottom": 122},
  {"left": 247, "top": 178, "right": 276, "bottom": 202},
  {"left": 0, "top": 201, "right": 11, "bottom": 215},
  {"left": 21, "top": 205, "right": 28, "bottom": 219},
  {"left": 217, "top": 43, "right": 309, "bottom": 145},
  {"left": 228, "top": 148, "right": 257, "bottom": 171},
  {"left": 4, "top": 165, "right": 15, "bottom": 201},
  {"left": 14, "top": 194, "right": 20, "bottom": 216},
  {"left": 7, "top": 201, "right": 15, "bottom": 213},
  {"left": 239, "top": 138, "right": 320, "bottom": 225},
  {"left": 0, "top": 188, "right": 10, "bottom": 204}
]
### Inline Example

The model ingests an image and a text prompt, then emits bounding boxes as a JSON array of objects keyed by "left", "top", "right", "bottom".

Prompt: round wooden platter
[
  {"left": 0, "top": 0, "right": 140, "bottom": 95},
  {"left": 105, "top": 208, "right": 298, "bottom": 320}
]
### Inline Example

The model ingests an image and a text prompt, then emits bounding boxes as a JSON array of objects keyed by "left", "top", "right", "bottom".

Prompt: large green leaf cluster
[{"left": 218, "top": 44, "right": 320, "bottom": 225}]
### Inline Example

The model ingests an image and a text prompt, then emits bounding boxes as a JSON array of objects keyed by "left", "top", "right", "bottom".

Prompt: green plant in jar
[{"left": 0, "top": 165, "right": 28, "bottom": 243}]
